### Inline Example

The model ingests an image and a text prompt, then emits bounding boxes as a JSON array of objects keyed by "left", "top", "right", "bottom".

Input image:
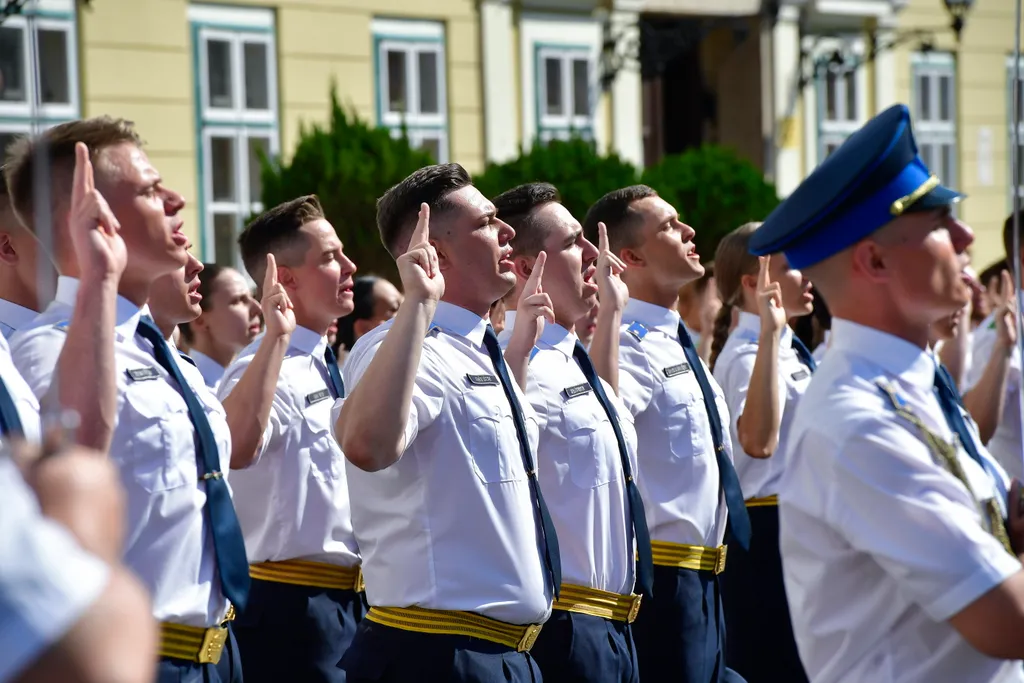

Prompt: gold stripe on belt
[
  {"left": 745, "top": 495, "right": 779, "bottom": 508},
  {"left": 553, "top": 583, "right": 643, "bottom": 623},
  {"left": 249, "top": 559, "right": 365, "bottom": 592},
  {"left": 650, "top": 540, "right": 728, "bottom": 574},
  {"left": 366, "top": 606, "right": 543, "bottom": 652},
  {"left": 159, "top": 606, "right": 236, "bottom": 664}
]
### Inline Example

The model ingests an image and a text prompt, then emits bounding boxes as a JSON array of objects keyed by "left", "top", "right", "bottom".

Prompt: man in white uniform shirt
[
  {"left": 748, "top": 103, "right": 1024, "bottom": 682},
  {"left": 583, "top": 185, "right": 749, "bottom": 683},
  {"left": 217, "top": 195, "right": 364, "bottom": 683},
  {"left": 494, "top": 182, "right": 652, "bottom": 682},
  {"left": 335, "top": 164, "right": 560, "bottom": 682},
  {"left": 0, "top": 181, "right": 47, "bottom": 338},
  {"left": 6, "top": 118, "right": 250, "bottom": 683}
]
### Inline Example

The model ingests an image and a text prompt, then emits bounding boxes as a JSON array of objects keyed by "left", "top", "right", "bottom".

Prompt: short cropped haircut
[
  {"left": 4, "top": 117, "right": 142, "bottom": 232},
  {"left": 376, "top": 163, "right": 473, "bottom": 258},
  {"left": 239, "top": 194, "right": 324, "bottom": 286},
  {"left": 178, "top": 263, "right": 229, "bottom": 343},
  {"left": 582, "top": 185, "right": 659, "bottom": 254},
  {"left": 492, "top": 182, "right": 561, "bottom": 258},
  {"left": 1004, "top": 209, "right": 1024, "bottom": 263}
]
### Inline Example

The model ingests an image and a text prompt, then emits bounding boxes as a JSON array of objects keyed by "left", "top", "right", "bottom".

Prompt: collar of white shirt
[
  {"left": 623, "top": 298, "right": 680, "bottom": 337},
  {"left": 735, "top": 310, "right": 795, "bottom": 346},
  {"left": 290, "top": 324, "right": 328, "bottom": 358},
  {"left": 189, "top": 349, "right": 225, "bottom": 381},
  {"left": 0, "top": 297, "right": 38, "bottom": 334},
  {"left": 538, "top": 321, "right": 577, "bottom": 358},
  {"left": 433, "top": 301, "right": 489, "bottom": 347},
  {"left": 830, "top": 318, "right": 935, "bottom": 390},
  {"left": 54, "top": 275, "right": 147, "bottom": 342}
]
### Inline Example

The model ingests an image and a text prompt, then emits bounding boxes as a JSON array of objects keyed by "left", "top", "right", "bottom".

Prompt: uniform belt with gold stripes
[
  {"left": 159, "top": 605, "right": 235, "bottom": 664},
  {"left": 650, "top": 540, "right": 728, "bottom": 574},
  {"left": 249, "top": 559, "right": 365, "bottom": 592},
  {"left": 552, "top": 583, "right": 643, "bottom": 623},
  {"left": 745, "top": 495, "right": 778, "bottom": 508},
  {"left": 365, "top": 605, "right": 544, "bottom": 652}
]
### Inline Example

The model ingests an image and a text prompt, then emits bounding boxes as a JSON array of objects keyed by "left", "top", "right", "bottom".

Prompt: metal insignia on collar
[{"left": 875, "top": 379, "right": 912, "bottom": 414}]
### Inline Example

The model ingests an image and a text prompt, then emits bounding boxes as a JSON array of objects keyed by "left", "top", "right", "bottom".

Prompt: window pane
[
  {"left": 824, "top": 71, "right": 837, "bottom": 121},
  {"left": 917, "top": 74, "right": 931, "bottom": 120},
  {"left": 939, "top": 74, "right": 952, "bottom": 121},
  {"left": 572, "top": 59, "right": 589, "bottom": 117},
  {"left": 545, "top": 57, "right": 563, "bottom": 116},
  {"left": 207, "top": 39, "right": 233, "bottom": 109},
  {"left": 243, "top": 42, "right": 270, "bottom": 111},
  {"left": 210, "top": 136, "right": 236, "bottom": 202},
  {"left": 417, "top": 135, "right": 441, "bottom": 162},
  {"left": 387, "top": 50, "right": 407, "bottom": 113},
  {"left": 213, "top": 213, "right": 238, "bottom": 267},
  {"left": 417, "top": 51, "right": 438, "bottom": 115},
  {"left": 247, "top": 136, "right": 270, "bottom": 203},
  {"left": 844, "top": 71, "right": 856, "bottom": 121},
  {"left": 941, "top": 144, "right": 954, "bottom": 184},
  {"left": 0, "top": 27, "right": 26, "bottom": 102},
  {"left": 37, "top": 29, "right": 70, "bottom": 105}
]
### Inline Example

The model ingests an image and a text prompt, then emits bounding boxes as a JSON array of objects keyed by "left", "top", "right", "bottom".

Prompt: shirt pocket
[
  {"left": 120, "top": 379, "right": 194, "bottom": 493},
  {"left": 301, "top": 397, "right": 342, "bottom": 483},
  {"left": 663, "top": 381, "right": 709, "bottom": 459},
  {"left": 460, "top": 386, "right": 527, "bottom": 484},
  {"left": 562, "top": 397, "right": 618, "bottom": 489}
]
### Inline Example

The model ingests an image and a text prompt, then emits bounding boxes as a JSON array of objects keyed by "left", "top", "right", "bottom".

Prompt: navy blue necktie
[
  {"left": 677, "top": 322, "right": 751, "bottom": 550},
  {"left": 0, "top": 376, "right": 23, "bottom": 438},
  {"left": 481, "top": 324, "right": 562, "bottom": 597},
  {"left": 791, "top": 335, "right": 818, "bottom": 372},
  {"left": 136, "top": 316, "right": 251, "bottom": 612},
  {"left": 324, "top": 345, "right": 345, "bottom": 398},
  {"left": 573, "top": 341, "right": 654, "bottom": 599}
]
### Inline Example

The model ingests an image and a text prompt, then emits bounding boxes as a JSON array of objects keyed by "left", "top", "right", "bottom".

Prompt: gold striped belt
[
  {"left": 366, "top": 606, "right": 543, "bottom": 652},
  {"left": 553, "top": 583, "right": 642, "bottom": 623},
  {"left": 249, "top": 559, "right": 365, "bottom": 592},
  {"left": 745, "top": 495, "right": 778, "bottom": 508},
  {"left": 650, "top": 540, "right": 728, "bottom": 574},
  {"left": 159, "top": 606, "right": 235, "bottom": 664}
]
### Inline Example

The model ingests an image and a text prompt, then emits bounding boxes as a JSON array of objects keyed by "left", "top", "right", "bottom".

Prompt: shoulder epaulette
[
  {"left": 626, "top": 321, "right": 648, "bottom": 342},
  {"left": 529, "top": 346, "right": 540, "bottom": 362},
  {"left": 178, "top": 351, "right": 197, "bottom": 368},
  {"left": 52, "top": 320, "right": 70, "bottom": 333}
]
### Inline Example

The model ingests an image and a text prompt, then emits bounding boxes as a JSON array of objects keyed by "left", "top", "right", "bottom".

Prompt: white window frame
[
  {"left": 190, "top": 4, "right": 279, "bottom": 270},
  {"left": 912, "top": 52, "right": 957, "bottom": 191},
  {"left": 0, "top": 4, "right": 79, "bottom": 135},
  {"left": 536, "top": 46, "right": 595, "bottom": 140},
  {"left": 373, "top": 19, "right": 449, "bottom": 163},
  {"left": 803, "top": 36, "right": 868, "bottom": 166}
]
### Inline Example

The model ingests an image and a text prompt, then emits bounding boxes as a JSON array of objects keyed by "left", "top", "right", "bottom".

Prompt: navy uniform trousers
[
  {"left": 530, "top": 609, "right": 639, "bottom": 683},
  {"left": 632, "top": 565, "right": 746, "bottom": 683},
  {"left": 157, "top": 625, "right": 243, "bottom": 683},
  {"left": 233, "top": 579, "right": 367, "bottom": 682},
  {"left": 339, "top": 620, "right": 542, "bottom": 683},
  {"left": 721, "top": 506, "right": 808, "bottom": 683}
]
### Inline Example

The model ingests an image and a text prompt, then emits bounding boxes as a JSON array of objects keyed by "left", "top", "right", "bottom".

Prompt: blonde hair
[{"left": 710, "top": 222, "right": 762, "bottom": 371}]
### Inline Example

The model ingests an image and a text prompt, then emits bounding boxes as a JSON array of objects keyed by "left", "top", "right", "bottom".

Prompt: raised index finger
[
  {"left": 599, "top": 221, "right": 609, "bottom": 254},
  {"left": 758, "top": 255, "right": 771, "bottom": 288},
  {"left": 525, "top": 251, "right": 547, "bottom": 294},
  {"left": 408, "top": 203, "right": 430, "bottom": 250},
  {"left": 264, "top": 252, "right": 278, "bottom": 291},
  {"left": 71, "top": 142, "right": 94, "bottom": 205}
]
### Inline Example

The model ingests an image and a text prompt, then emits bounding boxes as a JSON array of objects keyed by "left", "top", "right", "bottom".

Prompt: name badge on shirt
[
  {"left": 466, "top": 374, "right": 499, "bottom": 387},
  {"left": 791, "top": 369, "right": 810, "bottom": 381},
  {"left": 305, "top": 389, "right": 330, "bottom": 406},
  {"left": 126, "top": 367, "right": 159, "bottom": 382},
  {"left": 663, "top": 363, "right": 691, "bottom": 378},
  {"left": 563, "top": 382, "right": 592, "bottom": 399}
]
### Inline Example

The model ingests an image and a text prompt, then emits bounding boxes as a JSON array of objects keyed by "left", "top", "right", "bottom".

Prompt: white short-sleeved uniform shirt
[
  {"left": 0, "top": 298, "right": 38, "bottom": 341},
  {"left": 188, "top": 350, "right": 226, "bottom": 391},
  {"left": 0, "top": 456, "right": 109, "bottom": 683},
  {"left": 780, "top": 318, "right": 1023, "bottom": 683},
  {"left": 499, "top": 314, "right": 636, "bottom": 595},
  {"left": 0, "top": 332, "right": 41, "bottom": 445},
  {"left": 617, "top": 298, "right": 734, "bottom": 548},
  {"left": 965, "top": 312, "right": 1022, "bottom": 480},
  {"left": 337, "top": 301, "right": 551, "bottom": 625},
  {"left": 11, "top": 276, "right": 234, "bottom": 627},
  {"left": 712, "top": 311, "right": 812, "bottom": 499},
  {"left": 218, "top": 326, "right": 359, "bottom": 567},
  {"left": 812, "top": 330, "right": 831, "bottom": 364}
]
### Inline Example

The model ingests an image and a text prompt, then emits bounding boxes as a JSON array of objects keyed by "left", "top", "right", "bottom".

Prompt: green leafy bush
[
  {"left": 642, "top": 146, "right": 780, "bottom": 259},
  {"left": 258, "top": 86, "right": 434, "bottom": 281}
]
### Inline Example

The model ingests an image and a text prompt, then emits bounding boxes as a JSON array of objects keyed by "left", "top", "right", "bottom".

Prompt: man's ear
[
  {"left": 276, "top": 264, "right": 298, "bottom": 291},
  {"left": 849, "top": 240, "right": 890, "bottom": 284},
  {"left": 0, "top": 233, "right": 18, "bottom": 267},
  {"left": 432, "top": 237, "right": 454, "bottom": 272},
  {"left": 620, "top": 246, "right": 644, "bottom": 268},
  {"left": 512, "top": 253, "right": 535, "bottom": 282}
]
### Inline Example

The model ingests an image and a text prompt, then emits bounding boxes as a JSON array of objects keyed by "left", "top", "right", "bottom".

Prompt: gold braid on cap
[{"left": 890, "top": 175, "right": 940, "bottom": 216}]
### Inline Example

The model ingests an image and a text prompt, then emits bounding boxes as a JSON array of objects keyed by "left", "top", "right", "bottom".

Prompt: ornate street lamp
[{"left": 942, "top": 0, "right": 974, "bottom": 44}]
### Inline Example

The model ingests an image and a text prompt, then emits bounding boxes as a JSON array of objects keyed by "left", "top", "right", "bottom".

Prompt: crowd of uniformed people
[{"left": 4, "top": 101, "right": 1024, "bottom": 683}]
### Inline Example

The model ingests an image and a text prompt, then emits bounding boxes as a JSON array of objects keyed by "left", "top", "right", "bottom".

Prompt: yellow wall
[
  {"left": 894, "top": 0, "right": 1016, "bottom": 268},
  {"left": 77, "top": 0, "right": 486, "bottom": 250}
]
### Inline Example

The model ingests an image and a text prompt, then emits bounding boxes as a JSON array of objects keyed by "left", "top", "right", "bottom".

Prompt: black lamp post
[{"left": 942, "top": 0, "right": 974, "bottom": 44}]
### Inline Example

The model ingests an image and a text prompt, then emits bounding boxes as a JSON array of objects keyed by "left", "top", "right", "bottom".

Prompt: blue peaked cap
[{"left": 749, "top": 104, "right": 963, "bottom": 268}]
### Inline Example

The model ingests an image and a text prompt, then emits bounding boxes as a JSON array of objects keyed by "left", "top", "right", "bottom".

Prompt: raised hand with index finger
[
  {"left": 69, "top": 142, "right": 127, "bottom": 281},
  {"left": 756, "top": 255, "right": 786, "bottom": 337},
  {"left": 595, "top": 221, "right": 628, "bottom": 312},
  {"left": 510, "top": 251, "right": 554, "bottom": 351},
  {"left": 397, "top": 203, "right": 444, "bottom": 304},
  {"left": 261, "top": 252, "right": 296, "bottom": 339}
]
